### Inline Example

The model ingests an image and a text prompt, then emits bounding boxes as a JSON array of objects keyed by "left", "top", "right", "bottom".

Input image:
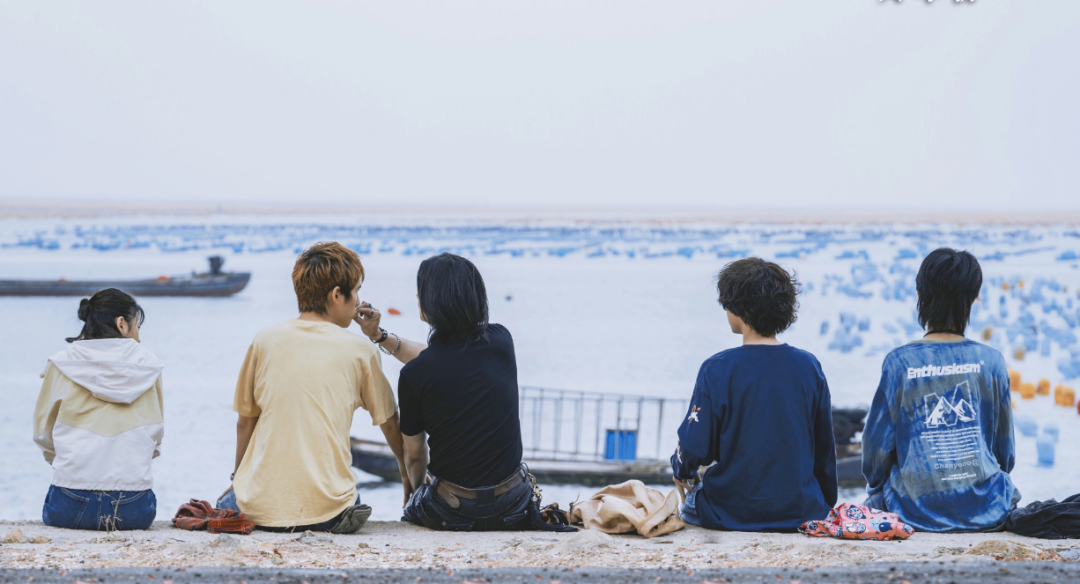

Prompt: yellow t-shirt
[{"left": 232, "top": 319, "right": 396, "bottom": 527}]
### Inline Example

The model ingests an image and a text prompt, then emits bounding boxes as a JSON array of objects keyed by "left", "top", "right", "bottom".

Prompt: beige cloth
[
  {"left": 232, "top": 319, "right": 397, "bottom": 527},
  {"left": 569, "top": 480, "right": 685, "bottom": 538}
]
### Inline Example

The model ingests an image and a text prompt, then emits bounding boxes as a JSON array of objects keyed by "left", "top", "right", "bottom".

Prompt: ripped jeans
[{"left": 42, "top": 486, "right": 156, "bottom": 531}]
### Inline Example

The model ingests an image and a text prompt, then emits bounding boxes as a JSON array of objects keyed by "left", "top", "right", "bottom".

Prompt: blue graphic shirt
[
  {"left": 862, "top": 339, "right": 1020, "bottom": 533},
  {"left": 671, "top": 344, "right": 837, "bottom": 532}
]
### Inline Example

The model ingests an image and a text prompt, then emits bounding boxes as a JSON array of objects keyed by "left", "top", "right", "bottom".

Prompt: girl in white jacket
[{"left": 33, "top": 288, "right": 164, "bottom": 530}]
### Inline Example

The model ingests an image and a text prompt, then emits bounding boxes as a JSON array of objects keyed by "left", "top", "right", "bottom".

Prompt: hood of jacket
[{"left": 48, "top": 338, "right": 164, "bottom": 404}]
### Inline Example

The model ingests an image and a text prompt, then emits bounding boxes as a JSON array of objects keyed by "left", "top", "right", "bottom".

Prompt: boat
[
  {"left": 351, "top": 388, "right": 868, "bottom": 487},
  {"left": 0, "top": 256, "right": 250, "bottom": 297}
]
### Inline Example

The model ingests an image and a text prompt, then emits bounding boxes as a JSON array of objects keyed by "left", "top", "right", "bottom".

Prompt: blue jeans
[
  {"left": 42, "top": 486, "right": 156, "bottom": 531},
  {"left": 679, "top": 482, "right": 703, "bottom": 527},
  {"left": 217, "top": 490, "right": 360, "bottom": 532}
]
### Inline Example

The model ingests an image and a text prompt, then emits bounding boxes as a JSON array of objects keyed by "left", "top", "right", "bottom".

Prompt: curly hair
[{"left": 716, "top": 257, "right": 799, "bottom": 337}]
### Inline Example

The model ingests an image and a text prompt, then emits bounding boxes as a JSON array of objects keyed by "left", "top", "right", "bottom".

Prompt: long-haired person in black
[{"left": 354, "top": 253, "right": 572, "bottom": 532}]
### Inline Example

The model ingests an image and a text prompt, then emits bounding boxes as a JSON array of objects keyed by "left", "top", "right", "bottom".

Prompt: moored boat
[{"left": 0, "top": 256, "right": 250, "bottom": 297}]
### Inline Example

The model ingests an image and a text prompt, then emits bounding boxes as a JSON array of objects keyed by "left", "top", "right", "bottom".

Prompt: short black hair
[
  {"left": 915, "top": 248, "right": 982, "bottom": 335},
  {"left": 716, "top": 257, "right": 799, "bottom": 337},
  {"left": 417, "top": 253, "right": 489, "bottom": 344}
]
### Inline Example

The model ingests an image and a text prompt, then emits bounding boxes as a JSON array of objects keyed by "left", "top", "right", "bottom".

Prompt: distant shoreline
[{"left": 2, "top": 200, "right": 1080, "bottom": 225}]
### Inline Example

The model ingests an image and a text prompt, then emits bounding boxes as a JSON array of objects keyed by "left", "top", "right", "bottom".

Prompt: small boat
[
  {"left": 351, "top": 389, "right": 869, "bottom": 487},
  {"left": 0, "top": 257, "right": 250, "bottom": 297}
]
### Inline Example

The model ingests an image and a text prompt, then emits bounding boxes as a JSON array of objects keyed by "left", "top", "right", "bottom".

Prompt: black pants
[{"left": 402, "top": 469, "right": 574, "bottom": 532}]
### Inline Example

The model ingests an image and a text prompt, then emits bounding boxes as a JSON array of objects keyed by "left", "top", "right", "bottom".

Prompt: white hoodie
[{"left": 33, "top": 338, "right": 165, "bottom": 491}]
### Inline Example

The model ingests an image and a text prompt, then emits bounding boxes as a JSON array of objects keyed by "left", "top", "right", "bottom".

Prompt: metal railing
[{"left": 519, "top": 386, "right": 689, "bottom": 463}]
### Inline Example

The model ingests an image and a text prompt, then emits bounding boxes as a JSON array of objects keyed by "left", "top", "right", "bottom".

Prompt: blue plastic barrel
[
  {"left": 1037, "top": 434, "right": 1056, "bottom": 466},
  {"left": 1043, "top": 423, "right": 1060, "bottom": 443},
  {"left": 605, "top": 430, "right": 638, "bottom": 461},
  {"left": 1015, "top": 416, "right": 1038, "bottom": 438}
]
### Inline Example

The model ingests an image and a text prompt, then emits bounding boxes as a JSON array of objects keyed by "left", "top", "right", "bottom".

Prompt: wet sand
[{"left": 2, "top": 520, "right": 1077, "bottom": 571}]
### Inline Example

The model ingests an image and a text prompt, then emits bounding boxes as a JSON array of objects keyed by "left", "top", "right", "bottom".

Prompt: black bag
[{"left": 1006, "top": 493, "right": 1080, "bottom": 539}]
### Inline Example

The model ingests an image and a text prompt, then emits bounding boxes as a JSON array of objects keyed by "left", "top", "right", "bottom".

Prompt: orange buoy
[
  {"left": 1002, "top": 282, "right": 1009, "bottom": 291},
  {"left": 1055, "top": 385, "right": 1067, "bottom": 405},
  {"left": 387, "top": 307, "right": 401, "bottom": 316},
  {"left": 1037, "top": 379, "right": 1051, "bottom": 396},
  {"left": 1018, "top": 280, "right": 1025, "bottom": 288},
  {"left": 981, "top": 327, "right": 993, "bottom": 341},
  {"left": 1008, "top": 369, "right": 1022, "bottom": 391},
  {"left": 1014, "top": 347, "right": 1026, "bottom": 361},
  {"left": 157, "top": 275, "right": 170, "bottom": 281},
  {"left": 1063, "top": 387, "right": 1076, "bottom": 408},
  {"left": 1020, "top": 382, "right": 1036, "bottom": 400}
]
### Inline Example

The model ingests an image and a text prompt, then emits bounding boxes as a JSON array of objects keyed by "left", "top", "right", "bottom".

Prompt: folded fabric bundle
[
  {"left": 568, "top": 480, "right": 683, "bottom": 538},
  {"left": 1006, "top": 493, "right": 1080, "bottom": 539},
  {"left": 800, "top": 503, "right": 914, "bottom": 541},
  {"left": 172, "top": 499, "right": 255, "bottom": 535}
]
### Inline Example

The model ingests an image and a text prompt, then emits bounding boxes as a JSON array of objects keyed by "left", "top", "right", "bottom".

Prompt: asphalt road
[{"left": 3, "top": 563, "right": 1079, "bottom": 584}]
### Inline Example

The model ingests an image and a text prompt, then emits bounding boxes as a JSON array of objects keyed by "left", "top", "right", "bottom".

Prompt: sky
[{"left": 1, "top": 1, "right": 1079, "bottom": 211}]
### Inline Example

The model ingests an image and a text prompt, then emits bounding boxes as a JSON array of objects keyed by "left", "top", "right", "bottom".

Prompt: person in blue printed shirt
[
  {"left": 862, "top": 248, "right": 1019, "bottom": 533},
  {"left": 671, "top": 258, "right": 837, "bottom": 532}
]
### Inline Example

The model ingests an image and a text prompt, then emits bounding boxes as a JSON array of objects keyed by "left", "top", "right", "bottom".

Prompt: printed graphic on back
[{"left": 923, "top": 381, "right": 977, "bottom": 428}]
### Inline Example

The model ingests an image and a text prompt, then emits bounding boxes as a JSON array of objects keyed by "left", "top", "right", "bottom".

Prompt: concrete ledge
[
  {"left": 6, "top": 565, "right": 1080, "bottom": 584},
  {"left": 1, "top": 521, "right": 1077, "bottom": 570}
]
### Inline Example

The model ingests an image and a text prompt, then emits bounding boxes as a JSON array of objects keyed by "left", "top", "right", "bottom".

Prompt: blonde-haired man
[{"left": 218, "top": 242, "right": 409, "bottom": 532}]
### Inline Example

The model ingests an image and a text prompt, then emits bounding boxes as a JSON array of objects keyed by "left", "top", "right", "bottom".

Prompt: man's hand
[
  {"left": 673, "top": 476, "right": 693, "bottom": 503},
  {"left": 354, "top": 301, "right": 383, "bottom": 341}
]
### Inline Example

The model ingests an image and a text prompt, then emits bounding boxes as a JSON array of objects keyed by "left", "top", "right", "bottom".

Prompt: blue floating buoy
[
  {"left": 1015, "top": 416, "right": 1038, "bottom": 438},
  {"left": 1043, "top": 423, "right": 1060, "bottom": 443},
  {"left": 1036, "top": 434, "right": 1056, "bottom": 466}
]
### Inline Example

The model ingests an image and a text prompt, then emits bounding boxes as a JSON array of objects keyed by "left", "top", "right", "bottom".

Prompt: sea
[{"left": 1, "top": 213, "right": 1078, "bottom": 521}]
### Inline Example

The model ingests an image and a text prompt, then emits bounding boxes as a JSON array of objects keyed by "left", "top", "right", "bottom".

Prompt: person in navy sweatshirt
[{"left": 671, "top": 257, "right": 837, "bottom": 532}]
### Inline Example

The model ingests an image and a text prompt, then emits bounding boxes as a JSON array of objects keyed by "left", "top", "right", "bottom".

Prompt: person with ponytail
[{"left": 33, "top": 288, "right": 164, "bottom": 530}]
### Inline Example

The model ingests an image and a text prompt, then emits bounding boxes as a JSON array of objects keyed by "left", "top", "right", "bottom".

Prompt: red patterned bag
[{"left": 799, "top": 503, "right": 914, "bottom": 541}]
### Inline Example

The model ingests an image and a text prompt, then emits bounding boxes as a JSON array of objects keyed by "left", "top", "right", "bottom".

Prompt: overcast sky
[{"left": 1, "top": 1, "right": 1078, "bottom": 211}]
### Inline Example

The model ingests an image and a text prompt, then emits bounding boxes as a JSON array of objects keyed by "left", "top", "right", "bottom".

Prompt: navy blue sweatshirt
[{"left": 671, "top": 344, "right": 838, "bottom": 531}]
